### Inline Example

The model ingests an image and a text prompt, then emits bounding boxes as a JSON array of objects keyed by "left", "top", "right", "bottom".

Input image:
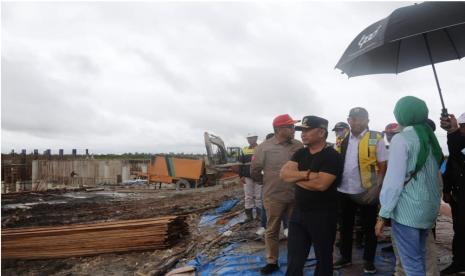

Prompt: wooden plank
[
  {"left": 1, "top": 216, "right": 188, "bottom": 260},
  {"left": 2, "top": 216, "right": 181, "bottom": 234}
]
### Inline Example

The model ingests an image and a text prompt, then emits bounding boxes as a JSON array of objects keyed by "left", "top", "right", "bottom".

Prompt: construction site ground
[{"left": 1, "top": 181, "right": 455, "bottom": 276}]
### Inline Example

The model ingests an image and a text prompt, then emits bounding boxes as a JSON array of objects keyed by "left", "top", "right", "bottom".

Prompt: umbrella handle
[
  {"left": 423, "top": 33, "right": 448, "bottom": 116},
  {"left": 441, "top": 108, "right": 449, "bottom": 118}
]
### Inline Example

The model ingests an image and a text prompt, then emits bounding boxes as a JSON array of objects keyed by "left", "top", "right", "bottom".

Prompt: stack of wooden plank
[{"left": 1, "top": 216, "right": 188, "bottom": 260}]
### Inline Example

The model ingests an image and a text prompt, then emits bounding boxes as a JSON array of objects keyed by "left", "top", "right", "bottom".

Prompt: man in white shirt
[{"left": 334, "top": 107, "right": 388, "bottom": 274}]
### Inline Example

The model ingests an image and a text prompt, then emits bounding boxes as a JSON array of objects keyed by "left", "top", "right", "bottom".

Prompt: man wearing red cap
[
  {"left": 251, "top": 114, "right": 303, "bottom": 275},
  {"left": 384, "top": 123, "right": 400, "bottom": 145}
]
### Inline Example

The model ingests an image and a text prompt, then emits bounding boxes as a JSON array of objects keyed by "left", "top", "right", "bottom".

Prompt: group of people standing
[{"left": 237, "top": 95, "right": 465, "bottom": 276}]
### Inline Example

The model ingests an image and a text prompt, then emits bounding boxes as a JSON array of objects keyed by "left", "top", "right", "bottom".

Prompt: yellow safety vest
[
  {"left": 336, "top": 131, "right": 382, "bottom": 189},
  {"left": 335, "top": 132, "right": 349, "bottom": 152},
  {"left": 242, "top": 146, "right": 256, "bottom": 156}
]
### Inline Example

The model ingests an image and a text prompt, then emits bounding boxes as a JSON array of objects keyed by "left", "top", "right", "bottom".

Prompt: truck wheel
[
  {"left": 198, "top": 175, "right": 207, "bottom": 188},
  {"left": 176, "top": 179, "right": 190, "bottom": 190}
]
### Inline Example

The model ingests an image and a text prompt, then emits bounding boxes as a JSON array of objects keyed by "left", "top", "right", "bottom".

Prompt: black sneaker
[
  {"left": 363, "top": 262, "right": 377, "bottom": 274},
  {"left": 260, "top": 263, "right": 279, "bottom": 275},
  {"left": 333, "top": 258, "right": 352, "bottom": 269},
  {"left": 441, "top": 263, "right": 465, "bottom": 275}
]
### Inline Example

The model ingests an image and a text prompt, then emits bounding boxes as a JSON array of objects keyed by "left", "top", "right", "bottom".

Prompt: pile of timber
[{"left": 1, "top": 216, "right": 188, "bottom": 260}]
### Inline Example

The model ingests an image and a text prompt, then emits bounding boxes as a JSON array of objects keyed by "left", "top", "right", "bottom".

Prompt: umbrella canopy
[
  {"left": 335, "top": 2, "right": 465, "bottom": 115},
  {"left": 336, "top": 2, "right": 465, "bottom": 77}
]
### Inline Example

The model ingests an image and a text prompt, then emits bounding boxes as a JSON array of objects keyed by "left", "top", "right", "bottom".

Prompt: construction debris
[
  {"left": 1, "top": 216, "right": 188, "bottom": 260},
  {"left": 0, "top": 182, "right": 244, "bottom": 275},
  {"left": 165, "top": 266, "right": 196, "bottom": 276}
]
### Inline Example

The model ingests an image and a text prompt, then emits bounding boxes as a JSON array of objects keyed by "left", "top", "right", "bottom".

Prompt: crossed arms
[{"left": 279, "top": 161, "right": 337, "bottom": 191}]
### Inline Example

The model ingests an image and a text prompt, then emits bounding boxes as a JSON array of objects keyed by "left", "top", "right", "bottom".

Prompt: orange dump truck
[
  {"left": 146, "top": 156, "right": 206, "bottom": 188},
  {"left": 145, "top": 132, "right": 241, "bottom": 189},
  {"left": 146, "top": 155, "right": 239, "bottom": 189}
]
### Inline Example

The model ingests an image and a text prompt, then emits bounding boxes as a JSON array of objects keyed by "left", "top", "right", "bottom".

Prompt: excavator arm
[
  {"left": 204, "top": 132, "right": 242, "bottom": 186},
  {"left": 204, "top": 132, "right": 228, "bottom": 165}
]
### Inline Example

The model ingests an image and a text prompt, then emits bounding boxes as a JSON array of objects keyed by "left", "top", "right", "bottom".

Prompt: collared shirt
[
  {"left": 338, "top": 129, "right": 388, "bottom": 194},
  {"left": 379, "top": 127, "right": 441, "bottom": 229},
  {"left": 250, "top": 136, "right": 303, "bottom": 203}
]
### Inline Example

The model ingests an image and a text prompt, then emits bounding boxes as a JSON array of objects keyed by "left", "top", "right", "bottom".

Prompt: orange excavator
[{"left": 145, "top": 132, "right": 241, "bottom": 189}]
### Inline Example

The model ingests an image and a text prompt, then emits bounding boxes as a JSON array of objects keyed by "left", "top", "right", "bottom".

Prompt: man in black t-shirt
[{"left": 280, "top": 115, "right": 342, "bottom": 276}]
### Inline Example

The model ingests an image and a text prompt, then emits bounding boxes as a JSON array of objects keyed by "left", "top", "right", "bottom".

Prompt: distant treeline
[{"left": 92, "top": 152, "right": 206, "bottom": 160}]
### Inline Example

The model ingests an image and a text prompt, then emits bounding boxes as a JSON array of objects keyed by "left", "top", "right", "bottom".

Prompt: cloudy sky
[{"left": 2, "top": 1, "right": 464, "bottom": 154}]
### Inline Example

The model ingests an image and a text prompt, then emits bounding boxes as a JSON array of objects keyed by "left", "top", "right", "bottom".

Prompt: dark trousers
[
  {"left": 450, "top": 188, "right": 465, "bottom": 265},
  {"left": 338, "top": 192, "right": 378, "bottom": 263},
  {"left": 286, "top": 208, "right": 337, "bottom": 276}
]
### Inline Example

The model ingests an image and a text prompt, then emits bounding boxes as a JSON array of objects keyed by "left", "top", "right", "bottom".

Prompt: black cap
[
  {"left": 295, "top": 116, "right": 328, "bottom": 131},
  {"left": 349, "top": 107, "right": 369, "bottom": 118},
  {"left": 426, "top": 118, "right": 436, "bottom": 132},
  {"left": 332, "top": 122, "right": 349, "bottom": 131}
]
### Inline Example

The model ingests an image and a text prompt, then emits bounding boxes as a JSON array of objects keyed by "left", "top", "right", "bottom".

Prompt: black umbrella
[{"left": 335, "top": 2, "right": 465, "bottom": 116}]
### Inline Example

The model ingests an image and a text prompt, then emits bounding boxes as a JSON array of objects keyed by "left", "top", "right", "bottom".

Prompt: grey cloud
[
  {"left": 57, "top": 54, "right": 101, "bottom": 77},
  {"left": 2, "top": 2, "right": 464, "bottom": 154},
  {"left": 1, "top": 57, "right": 128, "bottom": 139},
  {"left": 128, "top": 48, "right": 189, "bottom": 92}
]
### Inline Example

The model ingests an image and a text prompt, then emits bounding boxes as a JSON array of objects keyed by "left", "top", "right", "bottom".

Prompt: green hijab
[{"left": 394, "top": 96, "right": 443, "bottom": 175}]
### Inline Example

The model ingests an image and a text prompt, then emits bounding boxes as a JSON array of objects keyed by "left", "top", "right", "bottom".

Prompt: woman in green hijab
[
  {"left": 376, "top": 96, "right": 443, "bottom": 276},
  {"left": 393, "top": 96, "right": 443, "bottom": 175}
]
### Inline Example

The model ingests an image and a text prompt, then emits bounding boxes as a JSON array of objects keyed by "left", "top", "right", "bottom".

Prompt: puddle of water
[
  {"left": 62, "top": 191, "right": 131, "bottom": 199},
  {"left": 3, "top": 200, "right": 68, "bottom": 210},
  {"left": 95, "top": 191, "right": 131, "bottom": 198},
  {"left": 62, "top": 193, "right": 89, "bottom": 199}
]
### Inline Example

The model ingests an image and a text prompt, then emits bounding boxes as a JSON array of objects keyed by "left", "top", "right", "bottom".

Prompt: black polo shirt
[{"left": 291, "top": 146, "right": 342, "bottom": 211}]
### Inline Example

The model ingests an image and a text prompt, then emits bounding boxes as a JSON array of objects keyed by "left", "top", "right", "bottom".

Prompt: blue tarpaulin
[
  {"left": 188, "top": 243, "right": 317, "bottom": 275},
  {"left": 219, "top": 214, "right": 245, "bottom": 233},
  {"left": 189, "top": 241, "right": 395, "bottom": 276},
  {"left": 190, "top": 198, "right": 396, "bottom": 275},
  {"left": 198, "top": 199, "right": 240, "bottom": 227},
  {"left": 214, "top": 199, "right": 240, "bottom": 214},
  {"left": 198, "top": 214, "right": 222, "bottom": 227}
]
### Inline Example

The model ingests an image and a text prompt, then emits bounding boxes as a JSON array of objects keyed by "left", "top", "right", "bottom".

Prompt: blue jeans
[{"left": 392, "top": 220, "right": 428, "bottom": 276}]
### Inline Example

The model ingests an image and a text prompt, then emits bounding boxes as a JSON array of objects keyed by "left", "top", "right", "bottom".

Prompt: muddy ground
[
  {"left": 1, "top": 181, "right": 456, "bottom": 276},
  {"left": 1, "top": 181, "right": 245, "bottom": 276}
]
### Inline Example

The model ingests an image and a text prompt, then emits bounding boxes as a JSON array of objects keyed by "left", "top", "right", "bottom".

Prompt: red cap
[
  {"left": 385, "top": 123, "right": 399, "bottom": 134},
  {"left": 272, "top": 114, "right": 300, "bottom": 127}
]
